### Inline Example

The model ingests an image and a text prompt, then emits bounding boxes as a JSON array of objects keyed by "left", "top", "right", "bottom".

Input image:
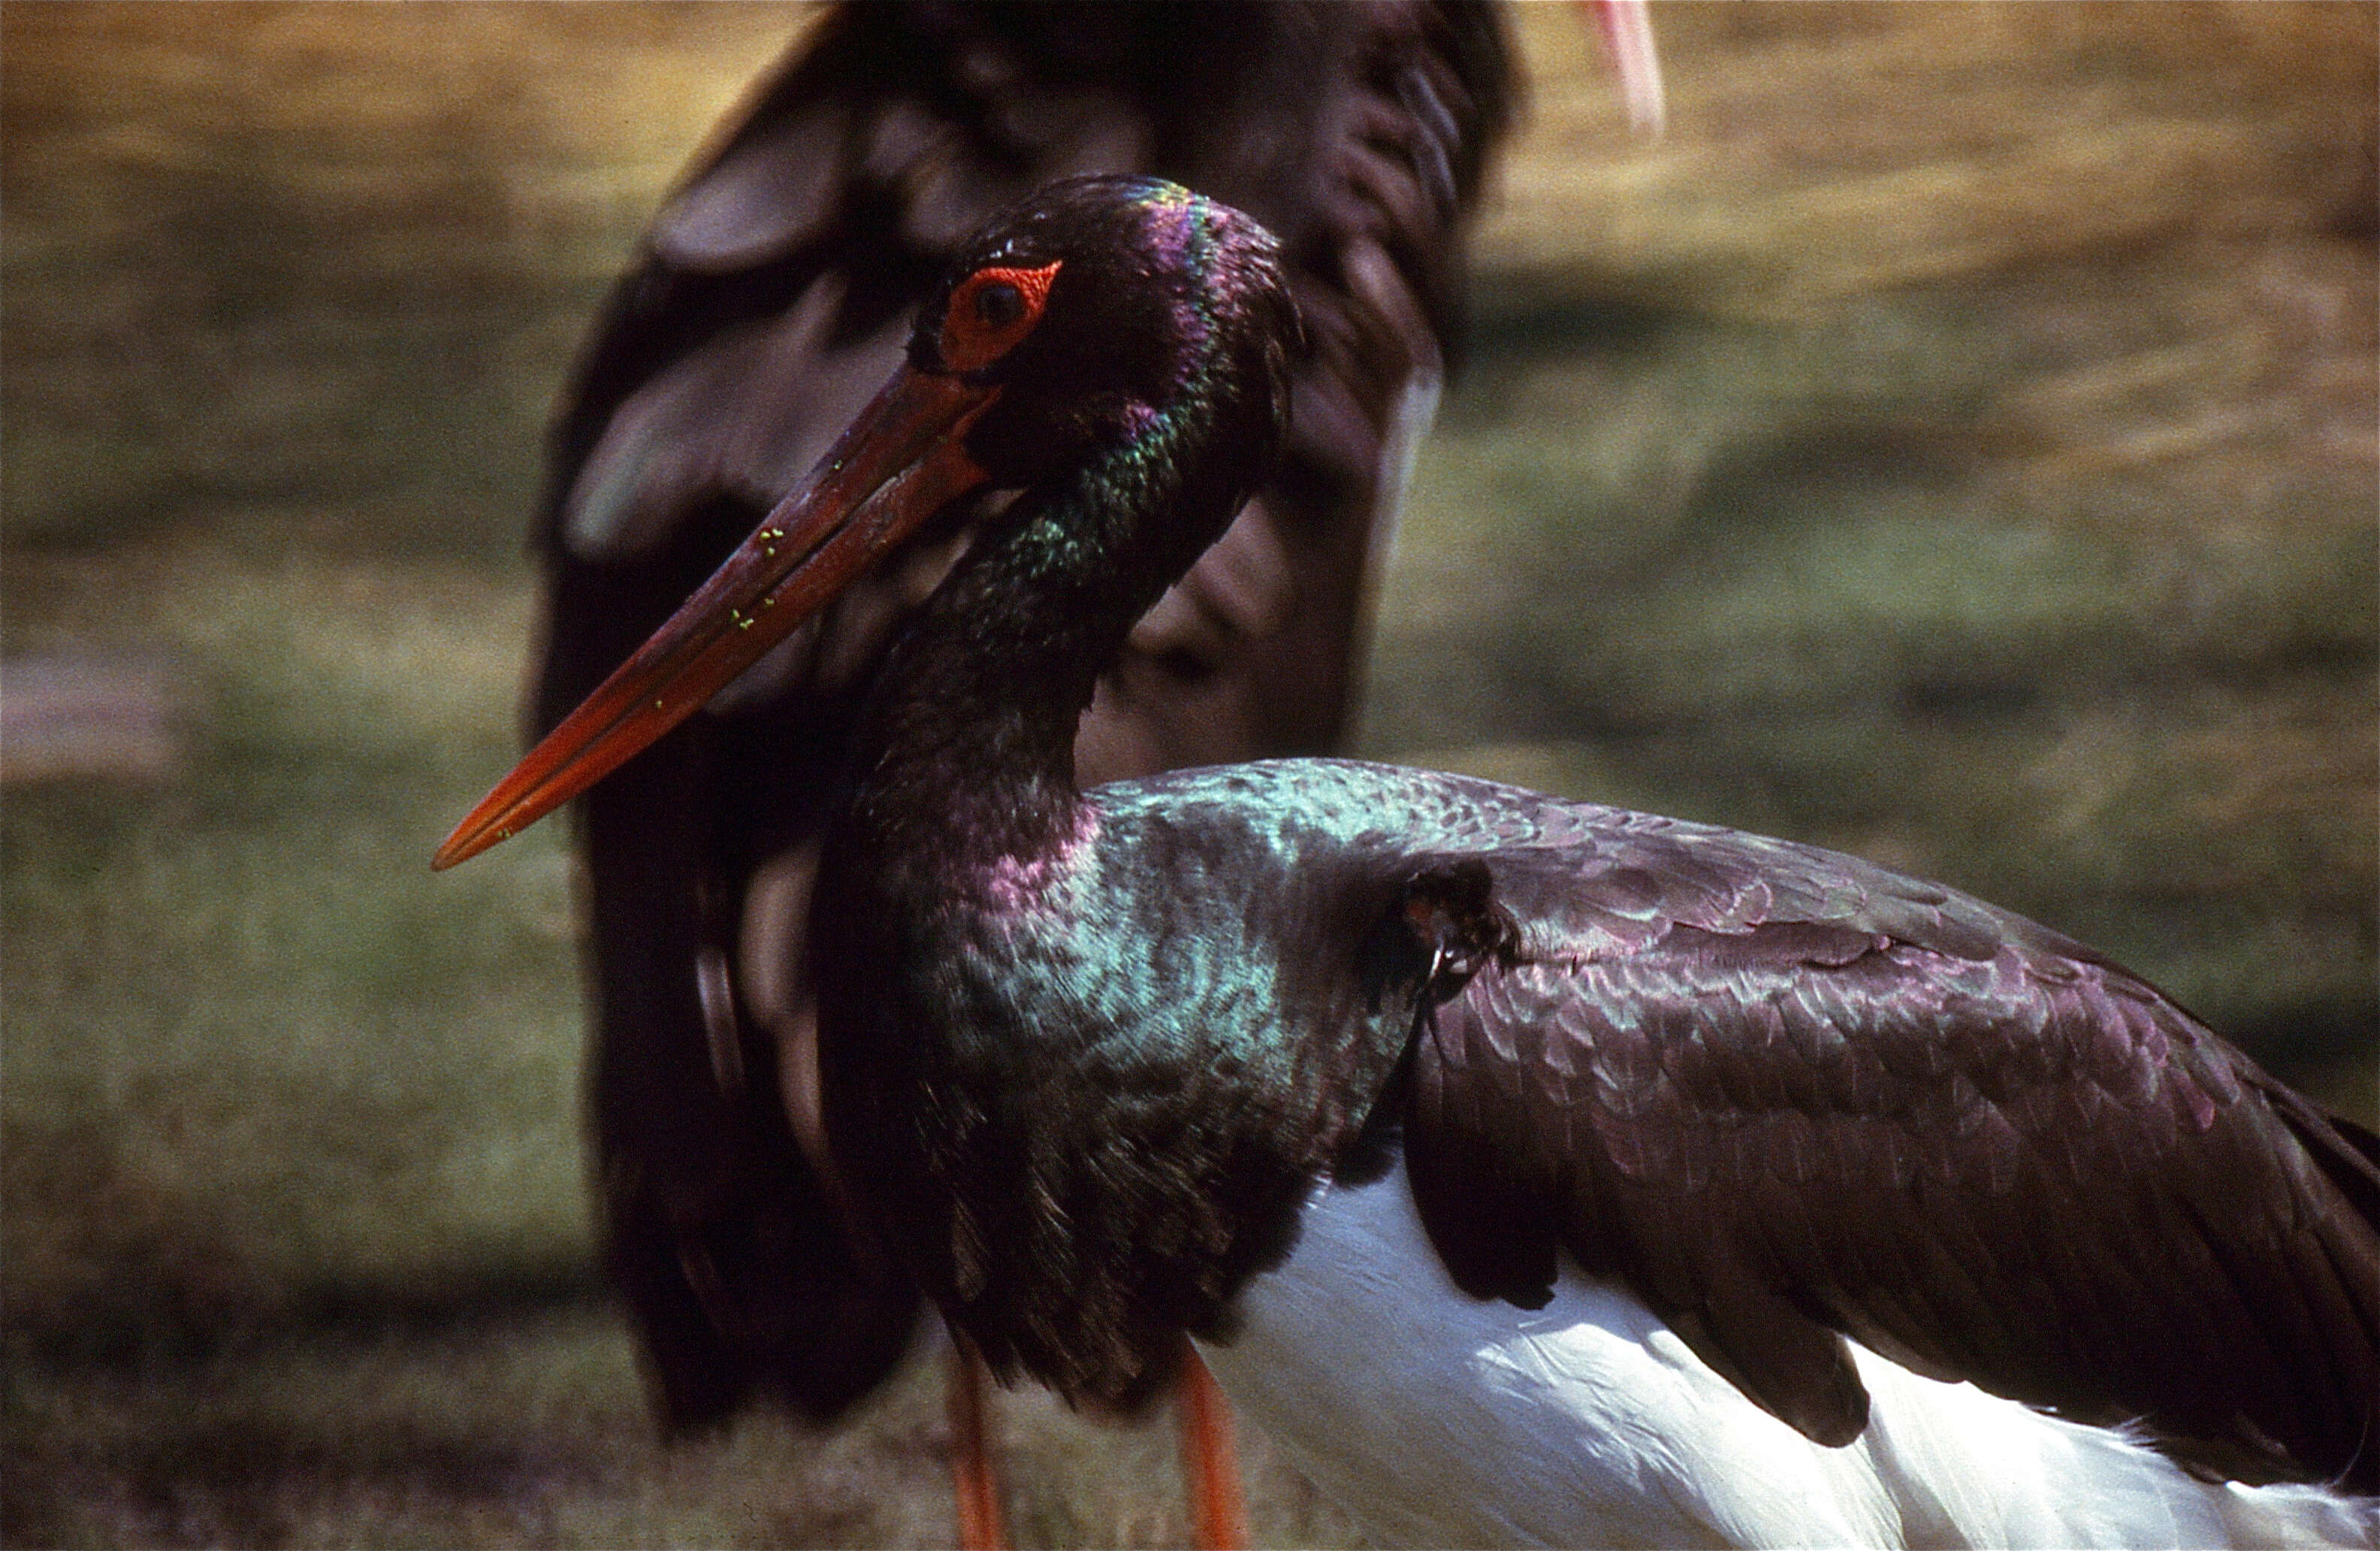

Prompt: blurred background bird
[
  {"left": 534, "top": 1, "right": 1520, "bottom": 1458},
  {"left": 3, "top": 5, "right": 2371, "bottom": 1545}
]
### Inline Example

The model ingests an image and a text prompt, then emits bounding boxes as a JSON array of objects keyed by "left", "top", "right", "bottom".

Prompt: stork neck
[
  {"left": 842, "top": 467, "right": 1186, "bottom": 882},
  {"left": 839, "top": 240, "right": 1267, "bottom": 892}
]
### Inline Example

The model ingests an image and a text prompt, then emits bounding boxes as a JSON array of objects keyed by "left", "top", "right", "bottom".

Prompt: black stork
[
  {"left": 528, "top": 2, "right": 1604, "bottom": 1540},
  {"left": 540, "top": 0, "right": 1517, "bottom": 1413},
  {"left": 446, "top": 178, "right": 2379, "bottom": 1547}
]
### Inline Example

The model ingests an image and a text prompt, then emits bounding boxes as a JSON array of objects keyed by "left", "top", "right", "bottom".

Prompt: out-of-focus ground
[{"left": 3, "top": 3, "right": 2372, "bottom": 1546}]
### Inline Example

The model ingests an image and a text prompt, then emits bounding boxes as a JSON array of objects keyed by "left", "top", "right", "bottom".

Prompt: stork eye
[
  {"left": 940, "top": 260, "right": 1062, "bottom": 373},
  {"left": 976, "top": 283, "right": 1025, "bottom": 330}
]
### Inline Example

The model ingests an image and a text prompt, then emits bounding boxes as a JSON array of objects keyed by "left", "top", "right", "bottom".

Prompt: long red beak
[{"left": 433, "top": 365, "right": 1000, "bottom": 870}]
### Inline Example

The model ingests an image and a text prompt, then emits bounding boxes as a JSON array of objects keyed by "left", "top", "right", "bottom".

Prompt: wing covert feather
[{"left": 1400, "top": 825, "right": 2380, "bottom": 1489}]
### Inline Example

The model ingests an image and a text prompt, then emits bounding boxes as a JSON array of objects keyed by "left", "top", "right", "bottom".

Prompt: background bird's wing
[
  {"left": 539, "top": 0, "right": 1515, "bottom": 752},
  {"left": 1400, "top": 816, "right": 2380, "bottom": 1489},
  {"left": 533, "top": 3, "right": 1516, "bottom": 1429}
]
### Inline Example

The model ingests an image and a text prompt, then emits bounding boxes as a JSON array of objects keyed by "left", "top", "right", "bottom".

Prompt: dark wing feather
[
  {"left": 535, "top": 3, "right": 1515, "bottom": 1429},
  {"left": 1403, "top": 823, "right": 2380, "bottom": 1489}
]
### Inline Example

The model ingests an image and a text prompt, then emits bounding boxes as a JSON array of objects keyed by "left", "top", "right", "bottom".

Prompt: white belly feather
[{"left": 1195, "top": 1166, "right": 2379, "bottom": 1550}]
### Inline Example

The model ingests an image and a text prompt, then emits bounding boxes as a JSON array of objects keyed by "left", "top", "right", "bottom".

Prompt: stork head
[{"left": 435, "top": 178, "right": 1297, "bottom": 869}]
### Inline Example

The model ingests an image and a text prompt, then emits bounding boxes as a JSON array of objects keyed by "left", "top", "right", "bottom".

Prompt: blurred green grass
[
  {"left": 3, "top": 3, "right": 2374, "bottom": 1546},
  {"left": 5, "top": 529, "right": 584, "bottom": 1326}
]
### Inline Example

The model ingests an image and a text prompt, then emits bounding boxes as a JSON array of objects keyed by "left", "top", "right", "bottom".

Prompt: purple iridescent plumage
[
  {"left": 769, "top": 183, "right": 2378, "bottom": 1495},
  {"left": 485, "top": 155, "right": 2380, "bottom": 1540}
]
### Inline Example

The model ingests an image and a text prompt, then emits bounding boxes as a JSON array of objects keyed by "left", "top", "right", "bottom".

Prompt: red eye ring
[{"left": 941, "top": 261, "right": 1062, "bottom": 372}]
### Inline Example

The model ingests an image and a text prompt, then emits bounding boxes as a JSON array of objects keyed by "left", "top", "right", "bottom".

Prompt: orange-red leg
[
  {"left": 946, "top": 1327, "right": 1009, "bottom": 1551},
  {"left": 1175, "top": 1338, "right": 1249, "bottom": 1551}
]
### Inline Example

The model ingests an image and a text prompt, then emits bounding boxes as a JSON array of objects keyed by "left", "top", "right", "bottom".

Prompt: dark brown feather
[
  {"left": 1403, "top": 826, "right": 2380, "bottom": 1489},
  {"left": 530, "top": 2, "right": 1515, "bottom": 1429}
]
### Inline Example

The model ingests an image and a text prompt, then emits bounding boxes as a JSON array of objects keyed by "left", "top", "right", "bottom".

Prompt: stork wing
[{"left": 1401, "top": 821, "right": 2380, "bottom": 1490}]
